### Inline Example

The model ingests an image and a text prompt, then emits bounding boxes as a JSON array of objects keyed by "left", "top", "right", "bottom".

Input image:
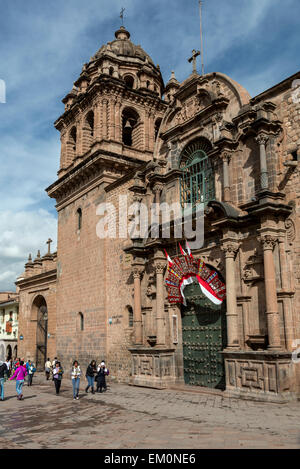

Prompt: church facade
[{"left": 16, "top": 26, "right": 300, "bottom": 401}]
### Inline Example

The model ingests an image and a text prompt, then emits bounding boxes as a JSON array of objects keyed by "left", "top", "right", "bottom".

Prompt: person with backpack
[
  {"left": 0, "top": 360, "right": 8, "bottom": 401},
  {"left": 53, "top": 361, "right": 64, "bottom": 395},
  {"left": 85, "top": 360, "right": 97, "bottom": 394},
  {"left": 9, "top": 360, "right": 27, "bottom": 400},
  {"left": 71, "top": 360, "right": 81, "bottom": 400}
]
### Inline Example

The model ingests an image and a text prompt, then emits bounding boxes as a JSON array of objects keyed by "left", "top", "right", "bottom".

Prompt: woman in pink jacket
[{"left": 9, "top": 360, "right": 27, "bottom": 400}]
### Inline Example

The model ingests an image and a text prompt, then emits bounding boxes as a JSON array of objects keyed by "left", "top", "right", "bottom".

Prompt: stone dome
[{"left": 92, "top": 27, "right": 157, "bottom": 70}]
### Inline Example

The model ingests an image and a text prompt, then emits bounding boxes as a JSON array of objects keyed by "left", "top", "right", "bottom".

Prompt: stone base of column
[{"left": 222, "top": 350, "right": 298, "bottom": 402}]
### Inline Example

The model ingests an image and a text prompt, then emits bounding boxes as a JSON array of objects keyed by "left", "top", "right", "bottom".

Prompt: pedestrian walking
[
  {"left": 52, "top": 357, "right": 58, "bottom": 370},
  {"left": 53, "top": 361, "right": 64, "bottom": 395},
  {"left": 45, "top": 358, "right": 52, "bottom": 380},
  {"left": 27, "top": 361, "right": 36, "bottom": 386},
  {"left": 0, "top": 360, "right": 7, "bottom": 401},
  {"left": 85, "top": 360, "right": 97, "bottom": 394},
  {"left": 95, "top": 363, "right": 107, "bottom": 393},
  {"left": 97, "top": 360, "right": 109, "bottom": 392},
  {"left": 5, "top": 357, "right": 11, "bottom": 378},
  {"left": 71, "top": 361, "right": 81, "bottom": 400},
  {"left": 9, "top": 361, "right": 27, "bottom": 400}
]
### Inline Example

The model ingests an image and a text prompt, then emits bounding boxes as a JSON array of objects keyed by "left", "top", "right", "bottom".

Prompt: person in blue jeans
[
  {"left": 9, "top": 361, "right": 27, "bottom": 400},
  {"left": 0, "top": 361, "right": 7, "bottom": 401},
  {"left": 71, "top": 360, "right": 81, "bottom": 400},
  {"left": 85, "top": 360, "right": 96, "bottom": 394}
]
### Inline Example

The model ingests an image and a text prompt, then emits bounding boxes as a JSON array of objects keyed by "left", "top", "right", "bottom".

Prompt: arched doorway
[
  {"left": 32, "top": 296, "right": 48, "bottom": 371},
  {"left": 6, "top": 344, "right": 12, "bottom": 360},
  {"left": 181, "top": 279, "right": 227, "bottom": 390}
]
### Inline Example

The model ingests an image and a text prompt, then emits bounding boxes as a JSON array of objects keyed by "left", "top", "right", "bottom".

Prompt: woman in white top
[
  {"left": 71, "top": 360, "right": 81, "bottom": 400},
  {"left": 45, "top": 358, "right": 52, "bottom": 381}
]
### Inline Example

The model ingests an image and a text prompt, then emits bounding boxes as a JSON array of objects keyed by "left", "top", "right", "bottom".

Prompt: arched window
[
  {"left": 146, "top": 80, "right": 150, "bottom": 89},
  {"left": 70, "top": 127, "right": 77, "bottom": 151},
  {"left": 78, "top": 312, "right": 84, "bottom": 331},
  {"left": 127, "top": 306, "right": 134, "bottom": 328},
  {"left": 122, "top": 108, "right": 140, "bottom": 148},
  {"left": 154, "top": 118, "right": 162, "bottom": 141},
  {"left": 77, "top": 208, "right": 82, "bottom": 231},
  {"left": 86, "top": 111, "right": 94, "bottom": 138},
  {"left": 124, "top": 75, "right": 134, "bottom": 89},
  {"left": 180, "top": 138, "right": 215, "bottom": 209},
  {"left": 109, "top": 67, "right": 114, "bottom": 76},
  {"left": 82, "top": 111, "right": 94, "bottom": 153}
]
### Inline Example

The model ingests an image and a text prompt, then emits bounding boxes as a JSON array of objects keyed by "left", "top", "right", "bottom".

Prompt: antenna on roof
[{"left": 198, "top": 0, "right": 205, "bottom": 76}]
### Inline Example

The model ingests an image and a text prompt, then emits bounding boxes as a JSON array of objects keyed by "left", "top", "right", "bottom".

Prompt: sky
[{"left": 0, "top": 0, "right": 299, "bottom": 291}]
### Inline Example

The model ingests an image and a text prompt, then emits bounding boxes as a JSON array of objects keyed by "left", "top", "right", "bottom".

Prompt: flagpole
[{"left": 199, "top": 0, "right": 205, "bottom": 76}]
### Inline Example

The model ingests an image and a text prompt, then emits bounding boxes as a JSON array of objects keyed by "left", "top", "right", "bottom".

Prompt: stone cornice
[
  {"left": 46, "top": 149, "right": 144, "bottom": 202},
  {"left": 15, "top": 269, "right": 57, "bottom": 289}
]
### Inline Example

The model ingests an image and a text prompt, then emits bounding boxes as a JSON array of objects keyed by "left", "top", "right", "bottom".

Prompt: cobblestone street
[{"left": 0, "top": 374, "right": 299, "bottom": 449}]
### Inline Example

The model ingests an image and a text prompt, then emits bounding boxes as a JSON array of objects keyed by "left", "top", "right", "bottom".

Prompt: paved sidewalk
[{"left": 0, "top": 375, "right": 299, "bottom": 449}]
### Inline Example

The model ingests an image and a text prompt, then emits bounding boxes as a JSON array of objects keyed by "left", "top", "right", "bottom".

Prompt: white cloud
[{"left": 0, "top": 209, "right": 57, "bottom": 291}]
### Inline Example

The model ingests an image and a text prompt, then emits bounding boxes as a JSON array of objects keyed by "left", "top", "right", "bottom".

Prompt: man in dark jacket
[
  {"left": 0, "top": 361, "right": 8, "bottom": 401},
  {"left": 85, "top": 360, "right": 97, "bottom": 394}
]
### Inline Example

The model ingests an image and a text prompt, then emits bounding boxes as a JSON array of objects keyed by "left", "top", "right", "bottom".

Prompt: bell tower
[
  {"left": 54, "top": 26, "right": 166, "bottom": 179},
  {"left": 46, "top": 27, "right": 167, "bottom": 372}
]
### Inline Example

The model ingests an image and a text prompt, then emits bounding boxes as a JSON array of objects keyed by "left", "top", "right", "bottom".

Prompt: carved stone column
[
  {"left": 222, "top": 242, "right": 240, "bottom": 349},
  {"left": 115, "top": 100, "right": 122, "bottom": 142},
  {"left": 255, "top": 134, "right": 269, "bottom": 190},
  {"left": 221, "top": 152, "right": 231, "bottom": 203},
  {"left": 278, "top": 232, "right": 289, "bottom": 291},
  {"left": 94, "top": 102, "right": 101, "bottom": 140},
  {"left": 102, "top": 98, "right": 108, "bottom": 140},
  {"left": 154, "top": 261, "right": 166, "bottom": 346},
  {"left": 133, "top": 265, "right": 144, "bottom": 345},
  {"left": 259, "top": 235, "right": 282, "bottom": 350}
]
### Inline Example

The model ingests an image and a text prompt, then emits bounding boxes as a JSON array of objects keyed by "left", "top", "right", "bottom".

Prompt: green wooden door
[{"left": 182, "top": 282, "right": 226, "bottom": 390}]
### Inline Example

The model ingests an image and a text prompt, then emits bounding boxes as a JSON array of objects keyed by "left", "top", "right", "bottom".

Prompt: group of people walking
[
  {"left": 0, "top": 356, "right": 109, "bottom": 401},
  {"left": 46, "top": 358, "right": 109, "bottom": 400},
  {"left": 0, "top": 357, "right": 37, "bottom": 401},
  {"left": 70, "top": 360, "right": 109, "bottom": 400}
]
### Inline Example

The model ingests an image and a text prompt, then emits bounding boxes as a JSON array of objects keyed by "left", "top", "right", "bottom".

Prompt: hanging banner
[{"left": 165, "top": 243, "right": 226, "bottom": 306}]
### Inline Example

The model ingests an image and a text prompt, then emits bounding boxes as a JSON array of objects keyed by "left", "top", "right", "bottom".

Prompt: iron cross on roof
[
  {"left": 120, "top": 7, "right": 125, "bottom": 25},
  {"left": 46, "top": 238, "right": 53, "bottom": 255},
  {"left": 188, "top": 49, "right": 201, "bottom": 74}
]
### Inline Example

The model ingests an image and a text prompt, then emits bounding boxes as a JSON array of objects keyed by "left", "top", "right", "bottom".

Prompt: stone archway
[
  {"left": 181, "top": 279, "right": 227, "bottom": 390},
  {"left": 32, "top": 295, "right": 48, "bottom": 371},
  {"left": 6, "top": 344, "right": 12, "bottom": 360}
]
